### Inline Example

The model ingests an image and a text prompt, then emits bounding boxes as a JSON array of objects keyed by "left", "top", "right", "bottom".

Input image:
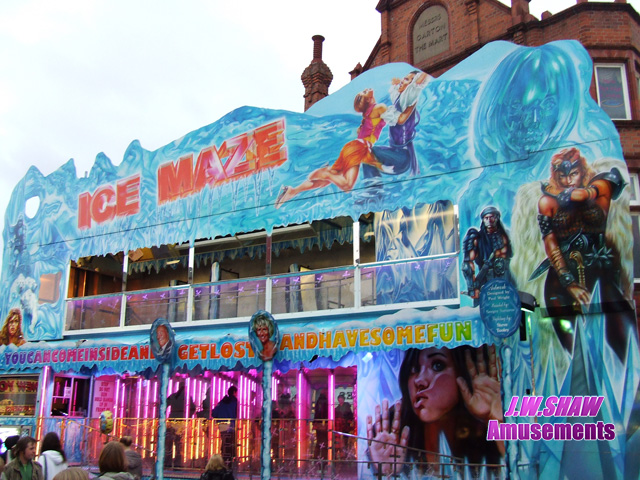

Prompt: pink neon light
[
  {"left": 136, "top": 378, "right": 143, "bottom": 441},
  {"left": 38, "top": 366, "right": 49, "bottom": 418},
  {"left": 151, "top": 379, "right": 158, "bottom": 419},
  {"left": 329, "top": 371, "right": 335, "bottom": 422},
  {"left": 213, "top": 376, "right": 218, "bottom": 405},
  {"left": 114, "top": 377, "right": 121, "bottom": 426},
  {"left": 329, "top": 371, "right": 335, "bottom": 461},
  {"left": 242, "top": 375, "right": 248, "bottom": 419},
  {"left": 36, "top": 366, "right": 50, "bottom": 444},
  {"left": 297, "top": 369, "right": 303, "bottom": 466},
  {"left": 297, "top": 370, "right": 303, "bottom": 419},
  {"left": 144, "top": 380, "right": 150, "bottom": 419},
  {"left": 121, "top": 383, "right": 126, "bottom": 419},
  {"left": 185, "top": 377, "right": 191, "bottom": 417},
  {"left": 143, "top": 380, "right": 150, "bottom": 454}
]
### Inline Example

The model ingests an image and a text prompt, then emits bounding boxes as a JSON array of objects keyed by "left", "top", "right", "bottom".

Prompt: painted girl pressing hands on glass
[{"left": 366, "top": 345, "right": 504, "bottom": 476}]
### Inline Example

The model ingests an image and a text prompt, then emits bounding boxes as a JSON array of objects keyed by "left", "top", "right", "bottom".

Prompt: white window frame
[
  {"left": 595, "top": 63, "right": 632, "bottom": 120},
  {"left": 629, "top": 172, "right": 640, "bottom": 207},
  {"left": 632, "top": 213, "right": 640, "bottom": 283}
]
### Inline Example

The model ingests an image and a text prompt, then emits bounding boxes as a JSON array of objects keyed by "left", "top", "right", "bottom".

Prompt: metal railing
[
  {"left": 37, "top": 416, "right": 505, "bottom": 479},
  {"left": 65, "top": 253, "right": 459, "bottom": 332}
]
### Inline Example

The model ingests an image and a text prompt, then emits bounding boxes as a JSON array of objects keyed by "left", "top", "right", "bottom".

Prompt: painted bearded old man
[{"left": 462, "top": 206, "right": 513, "bottom": 306}]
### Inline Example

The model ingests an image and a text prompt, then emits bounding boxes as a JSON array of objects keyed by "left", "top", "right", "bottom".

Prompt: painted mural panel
[
  {"left": 1, "top": 40, "right": 633, "bottom": 340},
  {"left": 0, "top": 38, "right": 639, "bottom": 479}
]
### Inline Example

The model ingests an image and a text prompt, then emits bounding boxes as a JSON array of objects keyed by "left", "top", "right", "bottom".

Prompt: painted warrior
[
  {"left": 462, "top": 206, "right": 513, "bottom": 306},
  {"left": 532, "top": 147, "right": 635, "bottom": 359}
]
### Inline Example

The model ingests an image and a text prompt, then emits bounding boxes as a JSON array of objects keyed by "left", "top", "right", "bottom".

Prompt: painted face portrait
[
  {"left": 157, "top": 326, "right": 169, "bottom": 347},
  {"left": 256, "top": 325, "right": 270, "bottom": 345},
  {"left": 557, "top": 167, "right": 584, "bottom": 189},
  {"left": 398, "top": 73, "right": 416, "bottom": 93},
  {"left": 482, "top": 213, "right": 498, "bottom": 232},
  {"left": 8, "top": 317, "right": 19, "bottom": 337},
  {"left": 406, "top": 347, "right": 460, "bottom": 423}
]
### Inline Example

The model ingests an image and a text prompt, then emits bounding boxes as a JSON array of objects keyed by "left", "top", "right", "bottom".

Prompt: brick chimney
[
  {"left": 301, "top": 35, "right": 333, "bottom": 111},
  {"left": 511, "top": 0, "right": 535, "bottom": 24}
]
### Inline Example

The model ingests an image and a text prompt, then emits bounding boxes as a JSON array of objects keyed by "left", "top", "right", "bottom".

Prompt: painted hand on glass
[
  {"left": 456, "top": 345, "right": 503, "bottom": 425},
  {"left": 366, "top": 399, "right": 409, "bottom": 476}
]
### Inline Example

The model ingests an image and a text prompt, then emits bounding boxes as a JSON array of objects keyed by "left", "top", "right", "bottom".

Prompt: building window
[
  {"left": 629, "top": 172, "right": 640, "bottom": 207},
  {"left": 0, "top": 375, "right": 38, "bottom": 416},
  {"left": 632, "top": 213, "right": 640, "bottom": 283},
  {"left": 595, "top": 64, "right": 631, "bottom": 120},
  {"left": 51, "top": 375, "right": 91, "bottom": 417}
]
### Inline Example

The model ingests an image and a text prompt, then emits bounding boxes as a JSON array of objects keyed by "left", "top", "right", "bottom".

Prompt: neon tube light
[{"left": 329, "top": 370, "right": 335, "bottom": 461}]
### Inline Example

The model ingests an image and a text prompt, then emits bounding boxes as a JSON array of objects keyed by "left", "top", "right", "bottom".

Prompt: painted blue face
[{"left": 474, "top": 44, "right": 579, "bottom": 159}]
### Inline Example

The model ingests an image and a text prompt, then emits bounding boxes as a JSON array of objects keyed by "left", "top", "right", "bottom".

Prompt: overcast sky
[{"left": 1, "top": 0, "right": 638, "bottom": 265}]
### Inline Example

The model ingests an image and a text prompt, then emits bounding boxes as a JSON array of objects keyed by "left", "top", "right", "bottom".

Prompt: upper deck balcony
[{"left": 64, "top": 206, "right": 460, "bottom": 334}]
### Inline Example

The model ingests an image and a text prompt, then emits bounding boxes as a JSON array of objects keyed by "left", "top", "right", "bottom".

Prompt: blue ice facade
[{"left": 0, "top": 40, "right": 638, "bottom": 479}]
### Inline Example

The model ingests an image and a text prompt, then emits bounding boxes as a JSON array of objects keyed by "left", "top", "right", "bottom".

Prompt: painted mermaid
[{"left": 275, "top": 88, "right": 387, "bottom": 208}]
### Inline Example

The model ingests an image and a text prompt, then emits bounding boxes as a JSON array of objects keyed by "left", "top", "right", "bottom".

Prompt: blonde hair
[
  {"left": 52, "top": 468, "right": 90, "bottom": 480},
  {"left": 205, "top": 454, "right": 225, "bottom": 471}
]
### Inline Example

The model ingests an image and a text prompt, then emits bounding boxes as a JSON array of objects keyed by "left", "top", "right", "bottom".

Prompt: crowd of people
[
  {"left": 0, "top": 433, "right": 147, "bottom": 480},
  {"left": 1, "top": 382, "right": 355, "bottom": 480}
]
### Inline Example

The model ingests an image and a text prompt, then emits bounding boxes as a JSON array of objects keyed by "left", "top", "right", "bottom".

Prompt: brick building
[
  {"left": 352, "top": 0, "right": 640, "bottom": 167},
  {"left": 323, "top": 0, "right": 640, "bottom": 314}
]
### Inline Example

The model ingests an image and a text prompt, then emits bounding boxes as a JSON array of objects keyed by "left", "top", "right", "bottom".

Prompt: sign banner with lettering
[
  {"left": 0, "top": 307, "right": 493, "bottom": 373},
  {"left": 90, "top": 375, "right": 117, "bottom": 417}
]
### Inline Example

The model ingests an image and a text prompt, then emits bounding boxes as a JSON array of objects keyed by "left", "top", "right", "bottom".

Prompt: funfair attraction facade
[{"left": 0, "top": 40, "right": 638, "bottom": 480}]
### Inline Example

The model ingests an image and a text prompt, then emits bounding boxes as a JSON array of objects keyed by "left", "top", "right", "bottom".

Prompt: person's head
[
  {"left": 253, "top": 314, "right": 274, "bottom": 345},
  {"left": 549, "top": 147, "right": 594, "bottom": 190},
  {"left": 354, "top": 88, "right": 375, "bottom": 113},
  {"left": 480, "top": 206, "right": 501, "bottom": 234},
  {"left": 41, "top": 432, "right": 66, "bottom": 461},
  {"left": 119, "top": 436, "right": 133, "bottom": 449},
  {"left": 400, "top": 347, "right": 461, "bottom": 425},
  {"left": 52, "top": 468, "right": 90, "bottom": 480},
  {"left": 1, "top": 308, "right": 23, "bottom": 344},
  {"left": 4, "top": 435, "right": 19, "bottom": 453},
  {"left": 398, "top": 71, "right": 420, "bottom": 93},
  {"left": 98, "top": 441, "right": 127, "bottom": 474},
  {"left": 13, "top": 436, "right": 36, "bottom": 463},
  {"left": 205, "top": 454, "right": 225, "bottom": 472},
  {"left": 398, "top": 346, "right": 487, "bottom": 452},
  {"left": 278, "top": 393, "right": 291, "bottom": 410},
  {"left": 228, "top": 386, "right": 237, "bottom": 398},
  {"left": 156, "top": 325, "right": 169, "bottom": 347},
  {"left": 338, "top": 392, "right": 346, "bottom": 405}
]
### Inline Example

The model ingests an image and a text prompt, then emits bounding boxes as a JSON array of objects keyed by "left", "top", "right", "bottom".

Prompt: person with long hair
[
  {"left": 36, "top": 432, "right": 68, "bottom": 480},
  {"left": 97, "top": 441, "right": 134, "bottom": 480},
  {"left": 199, "top": 454, "right": 233, "bottom": 480},
  {"left": 275, "top": 88, "right": 387, "bottom": 208},
  {"left": 0, "top": 309, "right": 26, "bottom": 346},
  {"left": 3, "top": 436, "right": 43, "bottom": 480},
  {"left": 251, "top": 313, "right": 276, "bottom": 361},
  {"left": 535, "top": 147, "right": 635, "bottom": 359},
  {"left": 366, "top": 345, "right": 504, "bottom": 476}
]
